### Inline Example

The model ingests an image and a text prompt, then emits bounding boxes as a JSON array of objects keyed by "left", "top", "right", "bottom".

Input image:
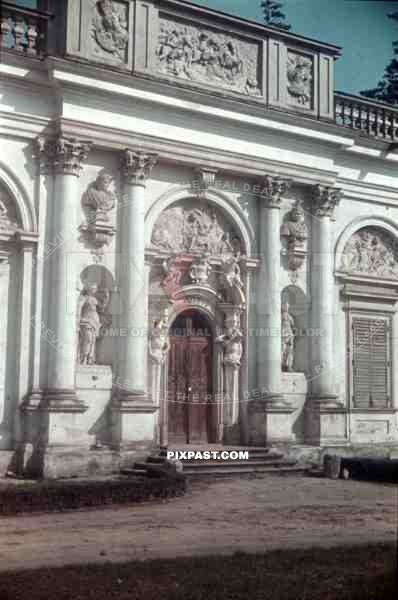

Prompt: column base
[
  {"left": 23, "top": 388, "right": 88, "bottom": 413},
  {"left": 110, "top": 392, "right": 158, "bottom": 450},
  {"left": 248, "top": 397, "right": 295, "bottom": 445},
  {"left": 21, "top": 389, "right": 88, "bottom": 447},
  {"left": 305, "top": 397, "right": 348, "bottom": 446}
]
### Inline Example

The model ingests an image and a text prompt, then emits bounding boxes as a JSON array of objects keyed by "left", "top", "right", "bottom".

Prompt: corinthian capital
[
  {"left": 35, "top": 135, "right": 92, "bottom": 176},
  {"left": 260, "top": 175, "right": 292, "bottom": 208},
  {"left": 121, "top": 150, "right": 158, "bottom": 186},
  {"left": 312, "top": 185, "right": 343, "bottom": 219}
]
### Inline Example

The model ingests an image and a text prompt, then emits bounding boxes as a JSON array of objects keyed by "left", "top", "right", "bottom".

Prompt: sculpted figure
[
  {"left": 281, "top": 303, "right": 296, "bottom": 372},
  {"left": 78, "top": 284, "right": 102, "bottom": 365},
  {"left": 287, "top": 54, "right": 312, "bottom": 105},
  {"left": 93, "top": 0, "right": 128, "bottom": 59},
  {"left": 222, "top": 251, "right": 244, "bottom": 292},
  {"left": 286, "top": 207, "right": 308, "bottom": 249},
  {"left": 83, "top": 172, "right": 116, "bottom": 222},
  {"left": 217, "top": 326, "right": 243, "bottom": 368},
  {"left": 149, "top": 318, "right": 170, "bottom": 365}
]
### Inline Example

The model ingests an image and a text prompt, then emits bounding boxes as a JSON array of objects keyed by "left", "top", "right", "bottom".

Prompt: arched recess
[
  {"left": 0, "top": 169, "right": 37, "bottom": 451},
  {"left": 145, "top": 185, "right": 254, "bottom": 257},
  {"left": 334, "top": 215, "right": 398, "bottom": 278},
  {"left": 281, "top": 285, "right": 311, "bottom": 374},
  {"left": 77, "top": 265, "right": 116, "bottom": 368},
  {"left": 146, "top": 186, "right": 253, "bottom": 447}
]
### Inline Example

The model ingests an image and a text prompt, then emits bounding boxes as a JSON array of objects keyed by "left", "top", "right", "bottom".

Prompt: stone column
[
  {"left": 36, "top": 135, "right": 91, "bottom": 415},
  {"left": 306, "top": 184, "right": 346, "bottom": 444},
  {"left": 249, "top": 175, "right": 295, "bottom": 445},
  {"left": 111, "top": 149, "right": 158, "bottom": 448}
]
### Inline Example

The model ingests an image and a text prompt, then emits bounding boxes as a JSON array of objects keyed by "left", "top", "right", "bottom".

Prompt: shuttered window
[{"left": 352, "top": 317, "right": 391, "bottom": 409}]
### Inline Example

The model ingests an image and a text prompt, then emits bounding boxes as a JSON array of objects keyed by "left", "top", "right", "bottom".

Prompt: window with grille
[{"left": 351, "top": 317, "right": 391, "bottom": 409}]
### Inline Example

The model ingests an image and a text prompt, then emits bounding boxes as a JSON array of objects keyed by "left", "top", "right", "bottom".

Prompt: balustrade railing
[
  {"left": 335, "top": 93, "right": 398, "bottom": 143},
  {"left": 0, "top": 1, "right": 52, "bottom": 57}
]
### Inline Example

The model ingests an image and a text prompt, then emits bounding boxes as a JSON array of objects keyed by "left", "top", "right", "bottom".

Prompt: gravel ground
[{"left": 0, "top": 475, "right": 396, "bottom": 572}]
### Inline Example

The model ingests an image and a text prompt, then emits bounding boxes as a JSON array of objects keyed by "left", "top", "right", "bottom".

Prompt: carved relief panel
[
  {"left": 286, "top": 51, "right": 313, "bottom": 109},
  {"left": 66, "top": 0, "right": 133, "bottom": 69},
  {"left": 339, "top": 227, "right": 398, "bottom": 280},
  {"left": 156, "top": 15, "right": 261, "bottom": 96}
]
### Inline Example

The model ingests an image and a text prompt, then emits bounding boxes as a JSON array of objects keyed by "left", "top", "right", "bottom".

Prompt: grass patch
[
  {"left": 0, "top": 474, "right": 186, "bottom": 515},
  {"left": 0, "top": 543, "right": 395, "bottom": 600}
]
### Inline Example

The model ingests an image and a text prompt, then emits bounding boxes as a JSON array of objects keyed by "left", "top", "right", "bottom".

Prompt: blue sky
[{"left": 193, "top": 0, "right": 397, "bottom": 95}]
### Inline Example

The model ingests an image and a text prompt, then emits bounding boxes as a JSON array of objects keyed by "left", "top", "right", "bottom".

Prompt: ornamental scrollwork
[
  {"left": 156, "top": 18, "right": 261, "bottom": 96},
  {"left": 340, "top": 227, "right": 398, "bottom": 280}
]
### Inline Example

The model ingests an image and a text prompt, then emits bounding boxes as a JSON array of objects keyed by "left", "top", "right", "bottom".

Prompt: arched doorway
[{"left": 167, "top": 311, "right": 213, "bottom": 444}]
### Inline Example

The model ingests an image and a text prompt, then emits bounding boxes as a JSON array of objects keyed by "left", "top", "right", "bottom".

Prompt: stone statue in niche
[
  {"left": 93, "top": 0, "right": 128, "bottom": 60},
  {"left": 217, "top": 325, "right": 243, "bottom": 368},
  {"left": 281, "top": 206, "right": 309, "bottom": 271},
  {"left": 281, "top": 303, "right": 296, "bottom": 372},
  {"left": 149, "top": 316, "right": 170, "bottom": 365},
  {"left": 156, "top": 18, "right": 260, "bottom": 96},
  {"left": 78, "top": 284, "right": 110, "bottom": 365},
  {"left": 340, "top": 227, "right": 398, "bottom": 280},
  {"left": 81, "top": 171, "right": 117, "bottom": 255},
  {"left": 151, "top": 204, "right": 239, "bottom": 257},
  {"left": 287, "top": 52, "right": 312, "bottom": 107}
]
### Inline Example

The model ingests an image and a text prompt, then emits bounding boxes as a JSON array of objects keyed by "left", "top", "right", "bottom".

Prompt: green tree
[
  {"left": 261, "top": 0, "right": 291, "bottom": 31},
  {"left": 360, "top": 12, "right": 398, "bottom": 104}
]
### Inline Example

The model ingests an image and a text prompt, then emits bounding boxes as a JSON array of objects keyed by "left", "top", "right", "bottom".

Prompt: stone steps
[{"left": 122, "top": 447, "right": 309, "bottom": 480}]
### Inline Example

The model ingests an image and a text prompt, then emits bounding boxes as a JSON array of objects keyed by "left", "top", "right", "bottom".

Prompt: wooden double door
[{"left": 168, "top": 313, "right": 213, "bottom": 444}]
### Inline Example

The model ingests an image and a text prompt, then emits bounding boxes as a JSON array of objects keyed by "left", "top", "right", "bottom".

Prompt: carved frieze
[
  {"left": 92, "top": 0, "right": 129, "bottom": 63},
  {"left": 340, "top": 227, "right": 398, "bottom": 280},
  {"left": 151, "top": 202, "right": 240, "bottom": 257},
  {"left": 156, "top": 16, "right": 261, "bottom": 96},
  {"left": 287, "top": 52, "right": 313, "bottom": 108}
]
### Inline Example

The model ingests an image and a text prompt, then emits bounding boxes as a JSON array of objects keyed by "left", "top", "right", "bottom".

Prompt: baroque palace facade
[{"left": 1, "top": 0, "right": 398, "bottom": 476}]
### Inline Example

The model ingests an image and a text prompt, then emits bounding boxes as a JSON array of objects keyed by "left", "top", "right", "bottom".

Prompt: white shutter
[{"left": 352, "top": 318, "right": 390, "bottom": 409}]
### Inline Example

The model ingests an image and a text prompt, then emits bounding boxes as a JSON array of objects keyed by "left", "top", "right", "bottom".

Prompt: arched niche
[
  {"left": 77, "top": 265, "right": 116, "bottom": 367},
  {"left": 145, "top": 186, "right": 254, "bottom": 257},
  {"left": 335, "top": 217, "right": 398, "bottom": 283},
  {"left": 281, "top": 285, "right": 310, "bottom": 374}
]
